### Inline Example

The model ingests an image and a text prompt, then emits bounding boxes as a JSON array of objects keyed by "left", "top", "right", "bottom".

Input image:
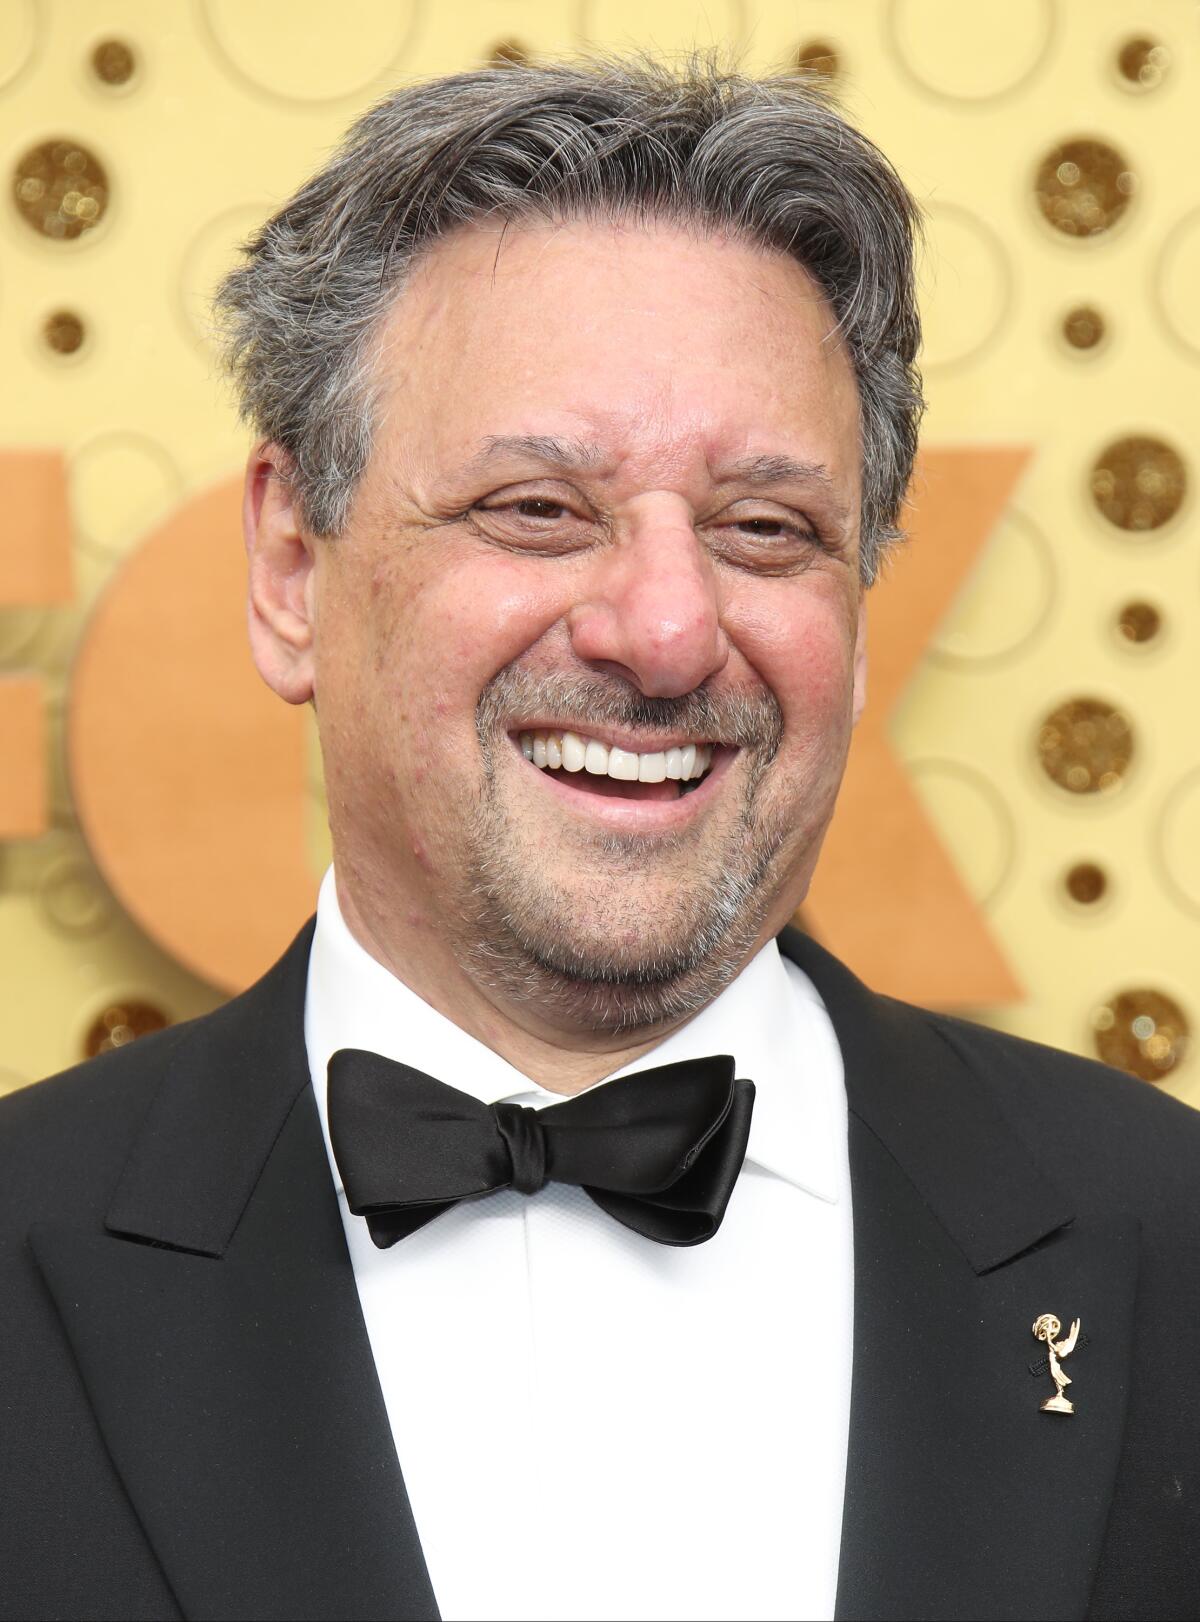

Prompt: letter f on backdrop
[{"left": 0, "top": 450, "right": 73, "bottom": 839}]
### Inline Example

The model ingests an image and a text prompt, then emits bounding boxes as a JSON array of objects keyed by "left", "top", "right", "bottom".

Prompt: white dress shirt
[{"left": 305, "top": 867, "right": 853, "bottom": 1622}]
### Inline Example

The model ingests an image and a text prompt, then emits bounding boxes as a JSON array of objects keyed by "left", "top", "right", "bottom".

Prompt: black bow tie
[{"left": 326, "top": 1050, "right": 755, "bottom": 1249}]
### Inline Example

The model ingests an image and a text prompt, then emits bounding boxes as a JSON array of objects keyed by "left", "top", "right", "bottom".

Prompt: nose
[{"left": 566, "top": 503, "right": 730, "bottom": 698}]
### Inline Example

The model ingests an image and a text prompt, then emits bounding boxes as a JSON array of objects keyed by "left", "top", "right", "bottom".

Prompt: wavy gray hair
[{"left": 214, "top": 56, "right": 923, "bottom": 584}]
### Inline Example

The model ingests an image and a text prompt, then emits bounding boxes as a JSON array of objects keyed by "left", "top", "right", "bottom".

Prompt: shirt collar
[{"left": 306, "top": 867, "right": 844, "bottom": 1205}]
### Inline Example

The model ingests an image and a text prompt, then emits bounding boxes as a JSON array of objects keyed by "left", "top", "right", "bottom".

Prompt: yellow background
[{"left": 3, "top": 0, "right": 1199, "bottom": 1104}]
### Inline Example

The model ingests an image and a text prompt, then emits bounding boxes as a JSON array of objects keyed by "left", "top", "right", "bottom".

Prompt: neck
[{"left": 332, "top": 867, "right": 764, "bottom": 1095}]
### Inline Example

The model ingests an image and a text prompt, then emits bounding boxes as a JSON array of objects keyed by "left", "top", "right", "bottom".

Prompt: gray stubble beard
[
  {"left": 456, "top": 670, "right": 792, "bottom": 1036},
  {"left": 464, "top": 813, "right": 787, "bottom": 1035}
]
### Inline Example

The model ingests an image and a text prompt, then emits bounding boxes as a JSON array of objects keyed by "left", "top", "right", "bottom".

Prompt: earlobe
[
  {"left": 851, "top": 600, "right": 868, "bottom": 725},
  {"left": 243, "top": 443, "right": 317, "bottom": 706}
]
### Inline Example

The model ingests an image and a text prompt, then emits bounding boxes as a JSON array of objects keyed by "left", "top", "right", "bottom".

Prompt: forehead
[{"left": 374, "top": 217, "right": 861, "bottom": 484}]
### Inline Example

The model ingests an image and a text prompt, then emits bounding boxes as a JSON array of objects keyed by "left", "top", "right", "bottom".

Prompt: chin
[{"left": 459, "top": 837, "right": 784, "bottom": 1035}]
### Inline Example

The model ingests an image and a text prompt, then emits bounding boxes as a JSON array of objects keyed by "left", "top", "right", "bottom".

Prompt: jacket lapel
[
  {"left": 30, "top": 923, "right": 438, "bottom": 1622},
  {"left": 781, "top": 931, "right": 1138, "bottom": 1621}
]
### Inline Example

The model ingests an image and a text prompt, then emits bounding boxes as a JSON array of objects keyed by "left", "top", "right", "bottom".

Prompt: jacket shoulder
[
  {"left": 917, "top": 1002, "right": 1200, "bottom": 1223},
  {"left": 781, "top": 925, "right": 1200, "bottom": 1231},
  {"left": 0, "top": 1016, "right": 199, "bottom": 1229},
  {"left": 0, "top": 920, "right": 314, "bottom": 1232},
  {"left": 920, "top": 1000, "right": 1198, "bottom": 1133}
]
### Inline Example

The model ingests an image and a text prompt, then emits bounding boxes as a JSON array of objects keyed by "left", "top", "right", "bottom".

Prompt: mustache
[{"left": 476, "top": 667, "right": 784, "bottom": 756}]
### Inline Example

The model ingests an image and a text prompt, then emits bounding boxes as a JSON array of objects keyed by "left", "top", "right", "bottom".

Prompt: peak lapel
[
  {"left": 30, "top": 923, "right": 438, "bottom": 1622},
  {"left": 781, "top": 931, "right": 1139, "bottom": 1622}
]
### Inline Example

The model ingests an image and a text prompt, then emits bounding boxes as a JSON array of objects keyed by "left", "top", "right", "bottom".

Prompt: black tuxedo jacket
[{"left": 3, "top": 922, "right": 1200, "bottom": 1621}]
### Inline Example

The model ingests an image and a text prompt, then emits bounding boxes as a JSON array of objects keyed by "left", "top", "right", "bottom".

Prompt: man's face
[{"left": 297, "top": 219, "right": 865, "bottom": 1034}]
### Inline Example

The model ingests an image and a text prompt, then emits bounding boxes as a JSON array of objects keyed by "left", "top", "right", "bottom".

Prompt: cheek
[
  {"left": 433, "top": 558, "right": 571, "bottom": 681},
  {"left": 361, "top": 550, "right": 573, "bottom": 746},
  {"left": 731, "top": 582, "right": 860, "bottom": 736}
]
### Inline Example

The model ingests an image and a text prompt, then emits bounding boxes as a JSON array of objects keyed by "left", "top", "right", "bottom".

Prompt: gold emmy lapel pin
[{"left": 1032, "top": 1312, "right": 1081, "bottom": 1414}]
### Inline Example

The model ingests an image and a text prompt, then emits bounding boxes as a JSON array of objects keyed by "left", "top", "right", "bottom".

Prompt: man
[{"left": 2, "top": 58, "right": 1198, "bottom": 1622}]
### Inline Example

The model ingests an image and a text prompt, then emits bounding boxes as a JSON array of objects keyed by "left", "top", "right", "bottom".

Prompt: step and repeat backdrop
[{"left": 2, "top": 0, "right": 1199, "bottom": 1106}]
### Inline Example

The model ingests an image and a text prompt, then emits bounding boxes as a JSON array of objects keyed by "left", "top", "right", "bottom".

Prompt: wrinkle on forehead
[
  {"left": 384, "top": 215, "right": 849, "bottom": 369},
  {"left": 367, "top": 216, "right": 862, "bottom": 522}
]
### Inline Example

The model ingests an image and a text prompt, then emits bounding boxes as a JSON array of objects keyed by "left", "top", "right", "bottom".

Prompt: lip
[
  {"left": 508, "top": 737, "right": 738, "bottom": 832},
  {"left": 507, "top": 723, "right": 718, "bottom": 755}
]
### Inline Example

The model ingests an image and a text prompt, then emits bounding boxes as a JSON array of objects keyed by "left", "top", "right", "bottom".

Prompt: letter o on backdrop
[{"left": 68, "top": 477, "right": 315, "bottom": 992}]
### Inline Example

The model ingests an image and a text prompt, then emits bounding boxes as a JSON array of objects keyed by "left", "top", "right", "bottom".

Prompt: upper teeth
[{"left": 518, "top": 730, "right": 713, "bottom": 783}]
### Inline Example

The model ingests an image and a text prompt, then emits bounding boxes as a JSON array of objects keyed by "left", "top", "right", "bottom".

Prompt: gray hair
[{"left": 214, "top": 56, "right": 923, "bottom": 584}]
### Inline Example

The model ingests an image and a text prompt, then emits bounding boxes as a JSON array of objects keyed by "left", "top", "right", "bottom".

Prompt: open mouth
[{"left": 514, "top": 728, "right": 720, "bottom": 803}]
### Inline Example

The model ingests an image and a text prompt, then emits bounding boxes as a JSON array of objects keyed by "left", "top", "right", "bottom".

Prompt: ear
[
  {"left": 243, "top": 442, "right": 316, "bottom": 705},
  {"left": 851, "top": 598, "right": 868, "bottom": 726}
]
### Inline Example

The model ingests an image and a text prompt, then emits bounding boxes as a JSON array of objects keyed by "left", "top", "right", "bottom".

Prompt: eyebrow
[
  {"left": 716, "top": 455, "right": 850, "bottom": 531},
  {"left": 465, "top": 435, "right": 607, "bottom": 475},
  {"left": 722, "top": 453, "right": 833, "bottom": 490}
]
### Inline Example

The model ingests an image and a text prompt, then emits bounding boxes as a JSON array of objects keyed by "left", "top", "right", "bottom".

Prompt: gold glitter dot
[
  {"left": 1116, "top": 601, "right": 1162, "bottom": 645},
  {"left": 12, "top": 140, "right": 108, "bottom": 241},
  {"left": 1117, "top": 37, "right": 1170, "bottom": 91},
  {"left": 1062, "top": 305, "right": 1105, "bottom": 350},
  {"left": 488, "top": 39, "right": 529, "bottom": 68},
  {"left": 1035, "top": 139, "right": 1135, "bottom": 238},
  {"left": 1092, "top": 989, "right": 1188, "bottom": 1082},
  {"left": 1065, "top": 862, "right": 1107, "bottom": 905},
  {"left": 1091, "top": 436, "right": 1185, "bottom": 532},
  {"left": 43, "top": 309, "right": 85, "bottom": 354},
  {"left": 1037, "top": 698, "right": 1134, "bottom": 795},
  {"left": 83, "top": 1000, "right": 170, "bottom": 1060},
  {"left": 91, "top": 39, "right": 136, "bottom": 86},
  {"left": 794, "top": 40, "right": 840, "bottom": 80}
]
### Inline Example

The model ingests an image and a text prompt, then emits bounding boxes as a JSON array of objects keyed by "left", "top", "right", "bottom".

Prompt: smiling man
[
  {"left": 4, "top": 58, "right": 1200, "bottom": 1622},
  {"left": 253, "top": 211, "right": 866, "bottom": 1063}
]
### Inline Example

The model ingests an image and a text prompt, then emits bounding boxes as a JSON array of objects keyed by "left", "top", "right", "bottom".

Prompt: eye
[
  {"left": 473, "top": 493, "right": 578, "bottom": 527},
  {"left": 464, "top": 487, "right": 597, "bottom": 555},
  {"left": 704, "top": 506, "right": 831, "bottom": 574},
  {"left": 510, "top": 498, "right": 568, "bottom": 521},
  {"left": 731, "top": 516, "right": 811, "bottom": 539}
]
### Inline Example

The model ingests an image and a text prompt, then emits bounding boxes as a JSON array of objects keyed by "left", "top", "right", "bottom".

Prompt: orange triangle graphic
[{"left": 803, "top": 446, "right": 1031, "bottom": 1008}]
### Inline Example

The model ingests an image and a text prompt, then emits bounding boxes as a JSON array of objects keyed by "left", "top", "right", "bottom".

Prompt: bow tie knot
[
  {"left": 327, "top": 1049, "right": 755, "bottom": 1249},
  {"left": 493, "top": 1100, "right": 548, "bottom": 1196}
]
